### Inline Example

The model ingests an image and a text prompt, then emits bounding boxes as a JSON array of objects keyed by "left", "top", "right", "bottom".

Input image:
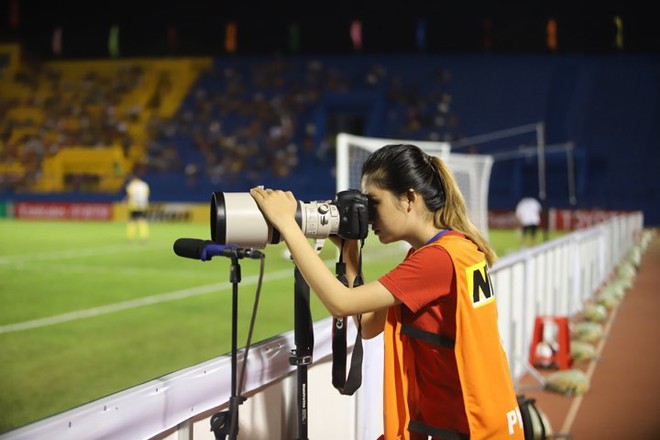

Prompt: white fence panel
[{"left": 1, "top": 212, "right": 643, "bottom": 440}]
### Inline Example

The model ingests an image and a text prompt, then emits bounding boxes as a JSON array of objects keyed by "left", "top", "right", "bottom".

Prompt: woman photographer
[{"left": 250, "top": 144, "right": 524, "bottom": 440}]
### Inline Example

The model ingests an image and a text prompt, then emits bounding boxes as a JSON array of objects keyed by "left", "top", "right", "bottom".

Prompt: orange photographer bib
[{"left": 382, "top": 234, "right": 525, "bottom": 440}]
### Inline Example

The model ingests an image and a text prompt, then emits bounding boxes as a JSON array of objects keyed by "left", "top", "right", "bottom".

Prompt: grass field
[{"left": 0, "top": 218, "right": 561, "bottom": 433}]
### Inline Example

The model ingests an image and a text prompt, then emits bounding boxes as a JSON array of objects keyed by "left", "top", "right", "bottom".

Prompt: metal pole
[
  {"left": 228, "top": 258, "right": 241, "bottom": 440},
  {"left": 566, "top": 141, "right": 577, "bottom": 206},
  {"left": 292, "top": 265, "right": 313, "bottom": 440},
  {"left": 449, "top": 122, "right": 540, "bottom": 149},
  {"left": 536, "top": 122, "right": 546, "bottom": 201}
]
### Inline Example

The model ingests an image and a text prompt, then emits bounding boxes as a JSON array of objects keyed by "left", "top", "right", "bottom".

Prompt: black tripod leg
[
  {"left": 292, "top": 265, "right": 314, "bottom": 440},
  {"left": 211, "top": 258, "right": 243, "bottom": 440}
]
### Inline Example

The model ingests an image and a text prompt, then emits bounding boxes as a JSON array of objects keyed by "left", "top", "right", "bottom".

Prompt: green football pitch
[{"left": 0, "top": 218, "right": 547, "bottom": 432}]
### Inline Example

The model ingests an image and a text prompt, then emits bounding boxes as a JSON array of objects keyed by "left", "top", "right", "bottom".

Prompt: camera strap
[{"left": 331, "top": 240, "right": 364, "bottom": 396}]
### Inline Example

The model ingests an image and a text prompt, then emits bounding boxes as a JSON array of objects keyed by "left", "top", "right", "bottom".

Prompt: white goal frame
[{"left": 336, "top": 132, "right": 493, "bottom": 238}]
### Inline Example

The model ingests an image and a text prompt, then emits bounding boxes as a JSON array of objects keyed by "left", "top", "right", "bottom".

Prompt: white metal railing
[
  {"left": 490, "top": 212, "right": 642, "bottom": 381},
  {"left": 0, "top": 212, "right": 643, "bottom": 440}
]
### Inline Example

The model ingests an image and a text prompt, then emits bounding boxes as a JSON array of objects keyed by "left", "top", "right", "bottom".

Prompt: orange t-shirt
[{"left": 379, "top": 231, "right": 525, "bottom": 440}]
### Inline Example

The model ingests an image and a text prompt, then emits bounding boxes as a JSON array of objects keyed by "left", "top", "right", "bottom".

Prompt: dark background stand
[{"left": 289, "top": 265, "right": 314, "bottom": 440}]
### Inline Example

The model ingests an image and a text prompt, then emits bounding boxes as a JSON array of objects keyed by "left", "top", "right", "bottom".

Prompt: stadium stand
[
  {"left": 1, "top": 44, "right": 658, "bottom": 223},
  {"left": 0, "top": 47, "right": 209, "bottom": 194},
  {"left": 141, "top": 53, "right": 659, "bottom": 226},
  {"left": 143, "top": 55, "right": 460, "bottom": 201}
]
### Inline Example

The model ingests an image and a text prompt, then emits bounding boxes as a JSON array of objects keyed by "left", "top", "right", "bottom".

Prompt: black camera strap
[{"left": 331, "top": 239, "right": 364, "bottom": 396}]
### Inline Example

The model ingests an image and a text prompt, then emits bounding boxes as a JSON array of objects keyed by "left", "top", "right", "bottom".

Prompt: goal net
[{"left": 336, "top": 133, "right": 493, "bottom": 238}]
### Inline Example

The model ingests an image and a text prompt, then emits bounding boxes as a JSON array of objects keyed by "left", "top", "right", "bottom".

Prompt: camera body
[
  {"left": 333, "top": 189, "right": 369, "bottom": 240},
  {"left": 211, "top": 190, "right": 369, "bottom": 249}
]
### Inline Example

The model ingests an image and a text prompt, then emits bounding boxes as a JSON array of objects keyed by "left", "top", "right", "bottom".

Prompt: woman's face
[{"left": 361, "top": 176, "right": 409, "bottom": 244}]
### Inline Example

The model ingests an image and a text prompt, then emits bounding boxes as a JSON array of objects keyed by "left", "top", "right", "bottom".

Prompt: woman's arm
[{"left": 250, "top": 188, "right": 398, "bottom": 320}]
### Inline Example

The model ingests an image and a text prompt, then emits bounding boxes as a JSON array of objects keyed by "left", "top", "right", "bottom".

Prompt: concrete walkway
[{"left": 516, "top": 229, "right": 660, "bottom": 439}]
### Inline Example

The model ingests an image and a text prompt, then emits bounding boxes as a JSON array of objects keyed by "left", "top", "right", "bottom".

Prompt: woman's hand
[{"left": 250, "top": 187, "right": 299, "bottom": 234}]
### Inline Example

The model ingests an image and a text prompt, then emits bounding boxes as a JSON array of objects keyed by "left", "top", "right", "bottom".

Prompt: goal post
[
  {"left": 335, "top": 132, "right": 493, "bottom": 238},
  {"left": 336, "top": 133, "right": 451, "bottom": 192}
]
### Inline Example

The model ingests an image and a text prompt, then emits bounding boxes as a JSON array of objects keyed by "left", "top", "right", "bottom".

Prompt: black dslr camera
[{"left": 333, "top": 189, "right": 369, "bottom": 240}]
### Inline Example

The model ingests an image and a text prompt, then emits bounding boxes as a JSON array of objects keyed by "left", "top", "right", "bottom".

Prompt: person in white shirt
[
  {"left": 125, "top": 169, "right": 150, "bottom": 242},
  {"left": 515, "top": 196, "right": 542, "bottom": 248}
]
